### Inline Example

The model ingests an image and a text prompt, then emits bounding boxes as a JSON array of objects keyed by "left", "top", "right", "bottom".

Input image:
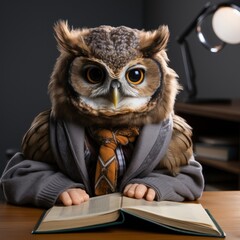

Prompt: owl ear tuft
[
  {"left": 139, "top": 25, "right": 170, "bottom": 57},
  {"left": 54, "top": 20, "right": 89, "bottom": 56}
]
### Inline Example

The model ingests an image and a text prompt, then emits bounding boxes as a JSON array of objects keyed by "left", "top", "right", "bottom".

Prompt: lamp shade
[{"left": 212, "top": 6, "right": 240, "bottom": 44}]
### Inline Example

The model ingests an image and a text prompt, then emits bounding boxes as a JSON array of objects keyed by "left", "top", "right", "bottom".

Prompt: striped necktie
[{"left": 94, "top": 127, "right": 139, "bottom": 195}]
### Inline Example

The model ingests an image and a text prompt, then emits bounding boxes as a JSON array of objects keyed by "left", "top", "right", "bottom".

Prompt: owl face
[
  {"left": 69, "top": 56, "right": 161, "bottom": 116},
  {"left": 49, "top": 21, "right": 180, "bottom": 127}
]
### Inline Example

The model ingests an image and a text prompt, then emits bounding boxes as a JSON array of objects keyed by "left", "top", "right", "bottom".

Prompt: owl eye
[
  {"left": 84, "top": 66, "right": 106, "bottom": 84},
  {"left": 126, "top": 68, "right": 145, "bottom": 85}
]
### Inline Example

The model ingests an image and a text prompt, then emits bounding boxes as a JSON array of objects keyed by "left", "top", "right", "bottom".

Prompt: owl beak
[
  {"left": 112, "top": 87, "right": 120, "bottom": 107},
  {"left": 110, "top": 80, "right": 121, "bottom": 108}
]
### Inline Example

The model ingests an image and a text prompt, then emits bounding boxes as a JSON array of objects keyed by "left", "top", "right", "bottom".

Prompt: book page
[
  {"left": 43, "top": 193, "right": 122, "bottom": 222},
  {"left": 122, "top": 197, "right": 219, "bottom": 231}
]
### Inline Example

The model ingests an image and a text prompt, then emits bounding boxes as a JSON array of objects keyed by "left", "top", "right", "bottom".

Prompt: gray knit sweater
[{"left": 0, "top": 117, "right": 204, "bottom": 208}]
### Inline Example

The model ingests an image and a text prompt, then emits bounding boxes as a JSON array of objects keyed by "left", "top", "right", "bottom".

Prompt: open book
[{"left": 33, "top": 193, "right": 225, "bottom": 237}]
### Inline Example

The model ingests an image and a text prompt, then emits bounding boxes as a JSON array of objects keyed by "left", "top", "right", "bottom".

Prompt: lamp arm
[
  {"left": 176, "top": 2, "right": 212, "bottom": 100},
  {"left": 177, "top": 2, "right": 211, "bottom": 44},
  {"left": 179, "top": 40, "right": 196, "bottom": 98}
]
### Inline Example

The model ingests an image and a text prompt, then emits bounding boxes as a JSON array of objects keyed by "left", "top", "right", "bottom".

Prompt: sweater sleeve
[
  {"left": 125, "top": 156, "right": 205, "bottom": 201},
  {"left": 0, "top": 153, "right": 84, "bottom": 208}
]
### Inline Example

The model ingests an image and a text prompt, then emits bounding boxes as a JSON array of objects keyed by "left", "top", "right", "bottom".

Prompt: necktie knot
[{"left": 94, "top": 127, "right": 139, "bottom": 149}]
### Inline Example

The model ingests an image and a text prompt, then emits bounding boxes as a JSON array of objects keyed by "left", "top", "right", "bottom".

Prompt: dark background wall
[{"left": 1, "top": 0, "right": 239, "bottom": 174}]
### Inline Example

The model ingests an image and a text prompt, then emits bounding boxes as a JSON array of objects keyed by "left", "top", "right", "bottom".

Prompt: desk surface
[{"left": 1, "top": 191, "right": 240, "bottom": 240}]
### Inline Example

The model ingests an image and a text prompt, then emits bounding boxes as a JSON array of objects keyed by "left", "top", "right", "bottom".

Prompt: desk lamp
[{"left": 177, "top": 1, "right": 240, "bottom": 103}]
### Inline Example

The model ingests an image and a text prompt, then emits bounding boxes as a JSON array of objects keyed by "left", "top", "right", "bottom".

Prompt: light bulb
[{"left": 212, "top": 6, "right": 240, "bottom": 44}]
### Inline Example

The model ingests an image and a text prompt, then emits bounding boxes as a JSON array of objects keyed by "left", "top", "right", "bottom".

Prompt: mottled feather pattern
[
  {"left": 84, "top": 26, "right": 139, "bottom": 72},
  {"left": 22, "top": 110, "right": 54, "bottom": 163}
]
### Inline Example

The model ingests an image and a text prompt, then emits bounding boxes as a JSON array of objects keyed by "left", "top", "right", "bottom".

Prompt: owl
[{"left": 22, "top": 21, "right": 193, "bottom": 174}]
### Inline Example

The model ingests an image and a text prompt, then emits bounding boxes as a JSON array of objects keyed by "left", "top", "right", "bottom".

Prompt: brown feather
[
  {"left": 22, "top": 110, "right": 54, "bottom": 163},
  {"left": 139, "top": 25, "right": 170, "bottom": 57},
  {"left": 54, "top": 20, "right": 90, "bottom": 56}
]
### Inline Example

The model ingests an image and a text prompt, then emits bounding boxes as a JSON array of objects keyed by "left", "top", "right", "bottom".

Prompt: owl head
[{"left": 49, "top": 21, "right": 181, "bottom": 127}]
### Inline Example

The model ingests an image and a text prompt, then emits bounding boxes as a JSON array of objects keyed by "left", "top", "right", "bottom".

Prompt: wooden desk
[{"left": 1, "top": 191, "right": 240, "bottom": 240}]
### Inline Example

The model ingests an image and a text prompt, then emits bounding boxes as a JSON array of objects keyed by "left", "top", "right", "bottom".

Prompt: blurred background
[{"left": 1, "top": 0, "right": 239, "bottom": 174}]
